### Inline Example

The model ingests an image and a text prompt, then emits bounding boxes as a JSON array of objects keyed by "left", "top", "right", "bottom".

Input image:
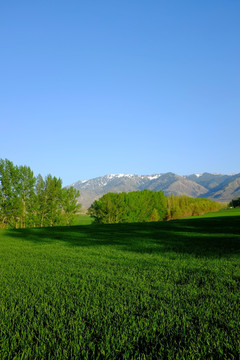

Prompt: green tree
[
  {"left": 0, "top": 159, "right": 82, "bottom": 229},
  {"left": 61, "top": 187, "right": 81, "bottom": 225},
  {"left": 229, "top": 197, "right": 240, "bottom": 208},
  {"left": 35, "top": 174, "right": 47, "bottom": 227},
  {"left": 88, "top": 190, "right": 167, "bottom": 224},
  {"left": 149, "top": 208, "right": 160, "bottom": 222},
  {"left": 43, "top": 175, "right": 63, "bottom": 227},
  {"left": 0, "top": 159, "right": 21, "bottom": 228},
  {"left": 16, "top": 165, "right": 36, "bottom": 228},
  {"left": 165, "top": 194, "right": 222, "bottom": 220},
  {"left": 35, "top": 174, "right": 63, "bottom": 227}
]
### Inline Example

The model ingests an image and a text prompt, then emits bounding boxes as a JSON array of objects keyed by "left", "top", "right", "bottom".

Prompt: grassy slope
[{"left": 0, "top": 209, "right": 240, "bottom": 359}]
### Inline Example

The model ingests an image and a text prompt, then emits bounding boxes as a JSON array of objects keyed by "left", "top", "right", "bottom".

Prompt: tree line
[
  {"left": 0, "top": 159, "right": 81, "bottom": 229},
  {"left": 229, "top": 197, "right": 240, "bottom": 208},
  {"left": 88, "top": 190, "right": 222, "bottom": 224}
]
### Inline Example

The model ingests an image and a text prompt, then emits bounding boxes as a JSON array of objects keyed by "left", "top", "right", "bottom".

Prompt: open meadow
[{"left": 0, "top": 209, "right": 240, "bottom": 359}]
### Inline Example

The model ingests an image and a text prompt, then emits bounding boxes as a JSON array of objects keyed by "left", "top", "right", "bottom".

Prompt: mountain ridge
[{"left": 69, "top": 172, "right": 240, "bottom": 209}]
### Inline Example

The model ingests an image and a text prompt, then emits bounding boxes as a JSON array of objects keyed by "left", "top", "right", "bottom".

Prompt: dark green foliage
[
  {"left": 229, "top": 197, "right": 240, "bottom": 208},
  {"left": 88, "top": 190, "right": 167, "bottom": 224},
  {"left": 0, "top": 208, "right": 240, "bottom": 359},
  {"left": 0, "top": 159, "right": 81, "bottom": 228},
  {"left": 88, "top": 191, "right": 222, "bottom": 224}
]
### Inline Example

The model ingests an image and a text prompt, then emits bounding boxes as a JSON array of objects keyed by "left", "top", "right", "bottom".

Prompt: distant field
[
  {"left": 0, "top": 209, "right": 240, "bottom": 359},
  {"left": 183, "top": 207, "right": 240, "bottom": 219},
  {"left": 72, "top": 213, "right": 94, "bottom": 225}
]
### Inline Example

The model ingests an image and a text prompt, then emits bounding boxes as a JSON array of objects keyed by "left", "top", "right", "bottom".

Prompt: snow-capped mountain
[{"left": 69, "top": 172, "right": 240, "bottom": 210}]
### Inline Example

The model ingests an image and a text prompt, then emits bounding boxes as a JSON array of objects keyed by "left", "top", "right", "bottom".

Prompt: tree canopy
[
  {"left": 88, "top": 191, "right": 222, "bottom": 224},
  {"left": 229, "top": 197, "right": 240, "bottom": 208},
  {"left": 0, "top": 159, "right": 81, "bottom": 228}
]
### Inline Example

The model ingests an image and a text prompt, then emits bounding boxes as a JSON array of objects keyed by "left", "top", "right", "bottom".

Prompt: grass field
[
  {"left": 0, "top": 209, "right": 240, "bottom": 359},
  {"left": 71, "top": 214, "right": 94, "bottom": 226}
]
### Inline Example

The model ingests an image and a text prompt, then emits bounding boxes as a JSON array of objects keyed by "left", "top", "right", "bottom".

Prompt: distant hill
[{"left": 69, "top": 172, "right": 240, "bottom": 210}]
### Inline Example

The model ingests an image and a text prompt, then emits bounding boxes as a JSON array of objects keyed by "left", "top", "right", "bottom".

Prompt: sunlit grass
[
  {"left": 71, "top": 213, "right": 94, "bottom": 225},
  {"left": 0, "top": 209, "right": 240, "bottom": 359}
]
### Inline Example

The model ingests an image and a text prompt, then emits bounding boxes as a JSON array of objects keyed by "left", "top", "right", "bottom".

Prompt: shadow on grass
[{"left": 6, "top": 215, "right": 240, "bottom": 258}]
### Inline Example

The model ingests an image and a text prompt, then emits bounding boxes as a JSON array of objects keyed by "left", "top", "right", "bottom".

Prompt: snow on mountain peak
[
  {"left": 106, "top": 174, "right": 134, "bottom": 179},
  {"left": 147, "top": 174, "right": 162, "bottom": 181}
]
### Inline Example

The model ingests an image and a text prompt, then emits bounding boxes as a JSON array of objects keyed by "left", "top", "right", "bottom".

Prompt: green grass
[
  {"left": 183, "top": 207, "right": 240, "bottom": 219},
  {"left": 71, "top": 214, "right": 94, "bottom": 225},
  {"left": 0, "top": 209, "right": 240, "bottom": 359}
]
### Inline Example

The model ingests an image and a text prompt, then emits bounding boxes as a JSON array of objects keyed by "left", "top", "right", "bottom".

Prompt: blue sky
[{"left": 1, "top": 1, "right": 239, "bottom": 186}]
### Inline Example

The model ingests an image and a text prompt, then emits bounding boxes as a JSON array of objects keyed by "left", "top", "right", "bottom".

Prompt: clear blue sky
[{"left": 1, "top": 1, "right": 239, "bottom": 186}]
